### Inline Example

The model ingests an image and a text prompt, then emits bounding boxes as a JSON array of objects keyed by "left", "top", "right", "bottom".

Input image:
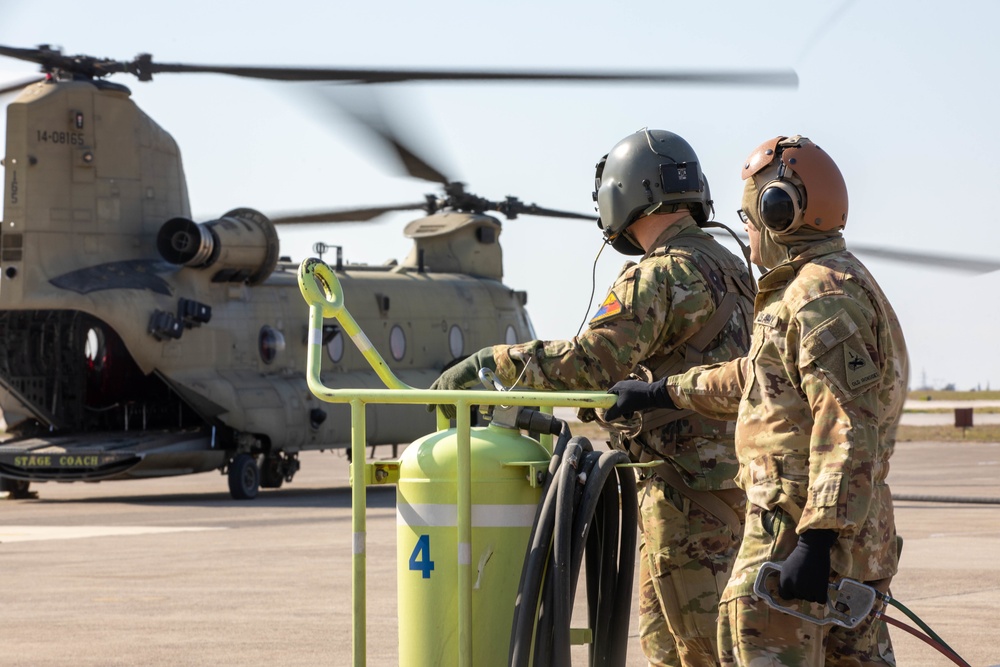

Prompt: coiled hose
[{"left": 508, "top": 418, "right": 638, "bottom": 667}]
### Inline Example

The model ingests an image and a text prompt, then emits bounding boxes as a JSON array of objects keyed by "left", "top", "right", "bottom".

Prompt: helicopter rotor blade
[
  {"left": 311, "top": 91, "right": 599, "bottom": 219},
  {"left": 0, "top": 44, "right": 798, "bottom": 88},
  {"left": 509, "top": 204, "right": 596, "bottom": 221},
  {"left": 269, "top": 203, "right": 429, "bottom": 225},
  {"left": 382, "top": 132, "right": 450, "bottom": 185},
  {"left": 0, "top": 44, "right": 122, "bottom": 79},
  {"left": 0, "top": 43, "right": 797, "bottom": 233},
  {"left": 493, "top": 198, "right": 597, "bottom": 221},
  {"left": 846, "top": 243, "right": 1000, "bottom": 274},
  {"left": 138, "top": 62, "right": 799, "bottom": 87},
  {"left": 317, "top": 88, "right": 452, "bottom": 185},
  {"left": 0, "top": 75, "right": 44, "bottom": 95},
  {"left": 707, "top": 229, "right": 1000, "bottom": 274}
]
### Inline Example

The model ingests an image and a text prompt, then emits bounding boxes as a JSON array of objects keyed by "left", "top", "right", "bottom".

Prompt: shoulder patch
[
  {"left": 800, "top": 310, "right": 857, "bottom": 367},
  {"left": 589, "top": 290, "right": 625, "bottom": 325},
  {"left": 589, "top": 268, "right": 639, "bottom": 326},
  {"left": 844, "top": 341, "right": 879, "bottom": 390},
  {"left": 800, "top": 309, "right": 880, "bottom": 398}
]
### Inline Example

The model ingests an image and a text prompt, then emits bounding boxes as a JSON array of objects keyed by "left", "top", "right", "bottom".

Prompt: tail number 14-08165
[{"left": 36, "top": 130, "right": 85, "bottom": 145}]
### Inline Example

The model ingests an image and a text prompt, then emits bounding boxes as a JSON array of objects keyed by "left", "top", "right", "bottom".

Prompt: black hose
[
  {"left": 595, "top": 456, "right": 638, "bottom": 666},
  {"left": 570, "top": 451, "right": 626, "bottom": 598},
  {"left": 509, "top": 420, "right": 572, "bottom": 665},
  {"left": 591, "top": 468, "right": 619, "bottom": 663},
  {"left": 608, "top": 463, "right": 638, "bottom": 666},
  {"left": 552, "top": 437, "right": 587, "bottom": 665},
  {"left": 585, "top": 512, "right": 601, "bottom": 666},
  {"left": 508, "top": 429, "right": 637, "bottom": 667}
]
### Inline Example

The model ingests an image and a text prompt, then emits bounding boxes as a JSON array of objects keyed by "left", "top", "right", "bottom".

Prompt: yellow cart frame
[{"left": 299, "top": 259, "right": 617, "bottom": 666}]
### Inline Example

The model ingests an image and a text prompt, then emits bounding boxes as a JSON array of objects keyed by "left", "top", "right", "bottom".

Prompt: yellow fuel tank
[{"left": 396, "top": 423, "right": 548, "bottom": 667}]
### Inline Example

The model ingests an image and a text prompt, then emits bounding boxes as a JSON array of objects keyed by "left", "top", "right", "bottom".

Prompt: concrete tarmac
[{"left": 1, "top": 439, "right": 998, "bottom": 667}]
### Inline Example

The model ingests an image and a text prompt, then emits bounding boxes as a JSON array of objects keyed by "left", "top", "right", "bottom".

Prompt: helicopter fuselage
[{"left": 0, "top": 78, "right": 534, "bottom": 497}]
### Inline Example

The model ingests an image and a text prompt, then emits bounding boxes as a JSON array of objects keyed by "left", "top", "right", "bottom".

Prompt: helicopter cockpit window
[
  {"left": 448, "top": 325, "right": 464, "bottom": 358},
  {"left": 390, "top": 325, "right": 406, "bottom": 361},
  {"left": 259, "top": 326, "right": 286, "bottom": 365},
  {"left": 326, "top": 330, "right": 345, "bottom": 363},
  {"left": 505, "top": 325, "right": 518, "bottom": 346}
]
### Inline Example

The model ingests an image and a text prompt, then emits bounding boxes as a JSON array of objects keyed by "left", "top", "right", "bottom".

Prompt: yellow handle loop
[{"left": 298, "top": 257, "right": 344, "bottom": 320}]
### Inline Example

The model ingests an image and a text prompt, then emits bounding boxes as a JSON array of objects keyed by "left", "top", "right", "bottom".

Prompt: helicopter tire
[
  {"left": 259, "top": 456, "right": 285, "bottom": 489},
  {"left": 0, "top": 477, "right": 33, "bottom": 499},
  {"left": 228, "top": 454, "right": 260, "bottom": 500}
]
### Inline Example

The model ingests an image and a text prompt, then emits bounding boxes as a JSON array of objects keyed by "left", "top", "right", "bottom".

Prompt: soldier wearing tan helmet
[
  {"left": 607, "top": 135, "right": 909, "bottom": 664},
  {"left": 432, "top": 128, "right": 755, "bottom": 666}
]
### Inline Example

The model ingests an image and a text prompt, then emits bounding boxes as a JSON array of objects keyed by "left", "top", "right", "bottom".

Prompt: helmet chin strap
[
  {"left": 621, "top": 225, "right": 642, "bottom": 250},
  {"left": 604, "top": 226, "right": 645, "bottom": 256}
]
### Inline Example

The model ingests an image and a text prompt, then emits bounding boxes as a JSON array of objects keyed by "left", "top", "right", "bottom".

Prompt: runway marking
[{"left": 0, "top": 525, "right": 227, "bottom": 543}]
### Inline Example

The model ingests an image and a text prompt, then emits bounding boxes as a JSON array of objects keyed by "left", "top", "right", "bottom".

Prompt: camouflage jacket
[
  {"left": 493, "top": 216, "right": 753, "bottom": 491},
  {"left": 668, "top": 237, "right": 909, "bottom": 590}
]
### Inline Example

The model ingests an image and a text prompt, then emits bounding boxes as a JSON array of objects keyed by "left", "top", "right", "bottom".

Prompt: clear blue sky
[{"left": 2, "top": 0, "right": 998, "bottom": 390}]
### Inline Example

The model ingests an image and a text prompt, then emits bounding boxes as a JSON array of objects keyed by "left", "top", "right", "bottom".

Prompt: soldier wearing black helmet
[{"left": 432, "top": 128, "right": 755, "bottom": 665}]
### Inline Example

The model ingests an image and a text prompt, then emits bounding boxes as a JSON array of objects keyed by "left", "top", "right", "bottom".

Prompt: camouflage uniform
[
  {"left": 493, "top": 216, "right": 754, "bottom": 666},
  {"left": 667, "top": 237, "right": 908, "bottom": 664}
]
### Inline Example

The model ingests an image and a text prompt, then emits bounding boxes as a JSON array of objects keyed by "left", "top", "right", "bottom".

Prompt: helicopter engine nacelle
[{"left": 156, "top": 208, "right": 280, "bottom": 285}]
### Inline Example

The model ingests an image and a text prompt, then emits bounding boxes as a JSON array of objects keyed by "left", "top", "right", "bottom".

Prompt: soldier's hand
[
  {"left": 778, "top": 529, "right": 838, "bottom": 603},
  {"left": 427, "top": 348, "right": 497, "bottom": 420},
  {"left": 605, "top": 376, "right": 674, "bottom": 420}
]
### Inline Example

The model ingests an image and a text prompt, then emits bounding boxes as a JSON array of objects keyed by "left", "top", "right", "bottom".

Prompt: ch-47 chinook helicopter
[{"left": 0, "top": 44, "right": 808, "bottom": 500}]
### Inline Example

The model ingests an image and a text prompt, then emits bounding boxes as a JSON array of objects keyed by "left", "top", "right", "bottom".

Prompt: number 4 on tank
[{"left": 409, "top": 534, "right": 435, "bottom": 579}]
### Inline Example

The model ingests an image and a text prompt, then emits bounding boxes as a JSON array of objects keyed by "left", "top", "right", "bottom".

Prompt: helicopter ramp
[{"left": 0, "top": 429, "right": 222, "bottom": 482}]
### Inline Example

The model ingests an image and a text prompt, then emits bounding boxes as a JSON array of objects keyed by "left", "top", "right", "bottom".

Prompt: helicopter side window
[
  {"left": 326, "top": 330, "right": 345, "bottom": 363},
  {"left": 259, "top": 326, "right": 286, "bottom": 365},
  {"left": 448, "top": 325, "right": 464, "bottom": 358},
  {"left": 390, "top": 325, "right": 407, "bottom": 361}
]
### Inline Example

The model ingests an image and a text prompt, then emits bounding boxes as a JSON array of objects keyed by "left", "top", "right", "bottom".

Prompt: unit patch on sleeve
[
  {"left": 589, "top": 291, "right": 625, "bottom": 326},
  {"left": 588, "top": 265, "right": 638, "bottom": 327},
  {"left": 844, "top": 341, "right": 879, "bottom": 390}
]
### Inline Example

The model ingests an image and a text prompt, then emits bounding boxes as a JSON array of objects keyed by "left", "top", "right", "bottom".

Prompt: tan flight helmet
[
  {"left": 740, "top": 135, "right": 848, "bottom": 236},
  {"left": 594, "top": 128, "right": 713, "bottom": 255}
]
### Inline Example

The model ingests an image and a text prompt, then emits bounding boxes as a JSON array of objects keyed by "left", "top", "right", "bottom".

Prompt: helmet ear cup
[{"left": 757, "top": 180, "right": 802, "bottom": 233}]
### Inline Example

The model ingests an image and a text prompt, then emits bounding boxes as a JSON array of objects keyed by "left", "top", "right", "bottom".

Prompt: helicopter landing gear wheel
[
  {"left": 260, "top": 452, "right": 300, "bottom": 489},
  {"left": 260, "top": 456, "right": 284, "bottom": 489},
  {"left": 0, "top": 477, "right": 33, "bottom": 499},
  {"left": 228, "top": 454, "right": 260, "bottom": 500}
]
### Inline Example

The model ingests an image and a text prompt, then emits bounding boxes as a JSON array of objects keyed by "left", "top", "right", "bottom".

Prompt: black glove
[
  {"left": 778, "top": 529, "right": 838, "bottom": 603},
  {"left": 427, "top": 348, "right": 497, "bottom": 420},
  {"left": 605, "top": 376, "right": 674, "bottom": 421}
]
